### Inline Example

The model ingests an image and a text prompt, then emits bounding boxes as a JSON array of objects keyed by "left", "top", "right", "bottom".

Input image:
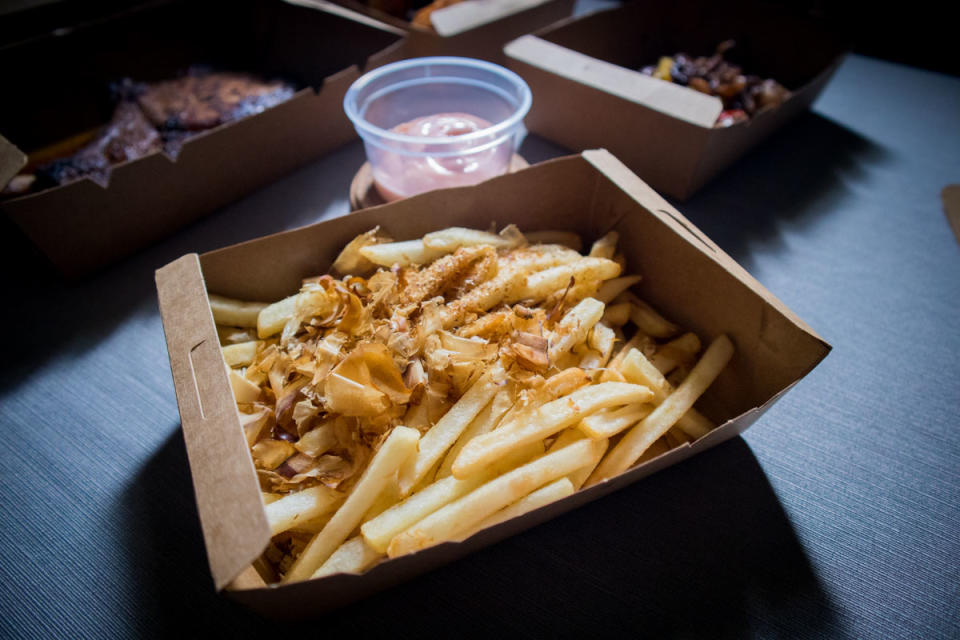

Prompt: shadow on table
[
  {"left": 0, "top": 143, "right": 365, "bottom": 392},
  {"left": 123, "top": 432, "right": 848, "bottom": 639},
  {"left": 677, "top": 111, "right": 891, "bottom": 271}
]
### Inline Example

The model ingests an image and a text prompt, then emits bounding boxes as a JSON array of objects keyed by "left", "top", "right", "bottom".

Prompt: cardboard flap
[
  {"left": 0, "top": 134, "right": 27, "bottom": 191},
  {"left": 155, "top": 254, "right": 271, "bottom": 590},
  {"left": 582, "top": 149, "right": 827, "bottom": 345},
  {"left": 582, "top": 149, "right": 723, "bottom": 254},
  {"left": 504, "top": 36, "right": 722, "bottom": 127},
  {"left": 431, "top": 0, "right": 550, "bottom": 36}
]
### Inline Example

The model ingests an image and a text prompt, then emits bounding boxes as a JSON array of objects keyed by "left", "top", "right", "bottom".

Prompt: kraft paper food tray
[
  {"left": 155, "top": 150, "right": 830, "bottom": 617},
  {"left": 307, "top": 0, "right": 573, "bottom": 62},
  {"left": 0, "top": 0, "right": 405, "bottom": 278},
  {"left": 504, "top": 0, "right": 847, "bottom": 200}
]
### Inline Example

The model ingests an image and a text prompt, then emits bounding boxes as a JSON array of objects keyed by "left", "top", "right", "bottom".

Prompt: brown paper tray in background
[
  {"left": 306, "top": 0, "right": 573, "bottom": 62},
  {"left": 504, "top": 0, "right": 847, "bottom": 200},
  {"left": 0, "top": 0, "right": 405, "bottom": 278},
  {"left": 155, "top": 149, "right": 829, "bottom": 617}
]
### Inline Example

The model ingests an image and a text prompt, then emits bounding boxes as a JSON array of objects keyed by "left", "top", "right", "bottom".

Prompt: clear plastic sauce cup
[{"left": 344, "top": 57, "right": 532, "bottom": 202}]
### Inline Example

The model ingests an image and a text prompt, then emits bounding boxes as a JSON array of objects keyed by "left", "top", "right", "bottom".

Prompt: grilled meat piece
[
  {"left": 34, "top": 101, "right": 161, "bottom": 189},
  {"left": 12, "top": 70, "right": 295, "bottom": 194},
  {"left": 138, "top": 72, "right": 295, "bottom": 131}
]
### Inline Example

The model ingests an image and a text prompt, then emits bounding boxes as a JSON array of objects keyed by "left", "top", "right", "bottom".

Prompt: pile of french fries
[{"left": 210, "top": 225, "right": 734, "bottom": 584}]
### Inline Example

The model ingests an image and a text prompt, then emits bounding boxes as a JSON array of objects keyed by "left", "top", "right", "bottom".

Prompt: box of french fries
[{"left": 156, "top": 149, "right": 829, "bottom": 616}]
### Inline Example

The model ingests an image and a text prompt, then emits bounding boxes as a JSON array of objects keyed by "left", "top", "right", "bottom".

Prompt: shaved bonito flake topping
[{"left": 210, "top": 225, "right": 730, "bottom": 582}]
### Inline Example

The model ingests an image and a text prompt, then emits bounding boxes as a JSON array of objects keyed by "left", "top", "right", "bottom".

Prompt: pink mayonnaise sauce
[{"left": 371, "top": 112, "right": 512, "bottom": 202}]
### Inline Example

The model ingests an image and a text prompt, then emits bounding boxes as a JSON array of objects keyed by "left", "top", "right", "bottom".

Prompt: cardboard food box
[
  {"left": 309, "top": 0, "right": 573, "bottom": 62},
  {"left": 155, "top": 149, "right": 829, "bottom": 617},
  {"left": 504, "top": 1, "right": 847, "bottom": 200},
  {"left": 0, "top": 0, "right": 405, "bottom": 277}
]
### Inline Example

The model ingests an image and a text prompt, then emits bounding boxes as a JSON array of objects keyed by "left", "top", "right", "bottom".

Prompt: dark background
[{"left": 1, "top": 0, "right": 956, "bottom": 76}]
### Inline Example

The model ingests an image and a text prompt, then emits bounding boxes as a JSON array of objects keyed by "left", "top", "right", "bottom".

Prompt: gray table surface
[{"left": 1, "top": 53, "right": 958, "bottom": 639}]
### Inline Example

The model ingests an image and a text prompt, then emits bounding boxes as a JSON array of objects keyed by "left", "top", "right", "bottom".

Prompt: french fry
[
  {"left": 548, "top": 297, "right": 606, "bottom": 361},
  {"left": 496, "top": 368, "right": 590, "bottom": 429},
  {"left": 588, "top": 322, "right": 616, "bottom": 365},
  {"left": 265, "top": 486, "right": 344, "bottom": 536},
  {"left": 650, "top": 332, "right": 701, "bottom": 374},
  {"left": 294, "top": 423, "right": 338, "bottom": 458},
  {"left": 361, "top": 479, "right": 403, "bottom": 525},
  {"left": 620, "top": 348, "right": 671, "bottom": 397},
  {"left": 217, "top": 325, "right": 258, "bottom": 345},
  {"left": 601, "top": 302, "right": 632, "bottom": 327},
  {"left": 578, "top": 404, "right": 652, "bottom": 439},
  {"left": 402, "top": 247, "right": 495, "bottom": 307},
  {"left": 441, "top": 246, "right": 580, "bottom": 328},
  {"left": 222, "top": 340, "right": 261, "bottom": 368},
  {"left": 508, "top": 257, "right": 621, "bottom": 303},
  {"left": 423, "top": 227, "right": 518, "bottom": 251},
  {"left": 457, "top": 309, "right": 511, "bottom": 339},
  {"left": 208, "top": 294, "right": 269, "bottom": 328},
  {"left": 617, "top": 292, "right": 680, "bottom": 338},
  {"left": 389, "top": 438, "right": 606, "bottom": 557},
  {"left": 362, "top": 440, "right": 543, "bottom": 553},
  {"left": 362, "top": 474, "right": 487, "bottom": 554},
  {"left": 602, "top": 332, "right": 648, "bottom": 380},
  {"left": 577, "top": 348, "right": 604, "bottom": 370},
  {"left": 291, "top": 511, "right": 335, "bottom": 534},
  {"left": 283, "top": 426, "right": 419, "bottom": 583},
  {"left": 620, "top": 348, "right": 712, "bottom": 439},
  {"left": 458, "top": 478, "right": 575, "bottom": 540},
  {"left": 313, "top": 536, "right": 383, "bottom": 578},
  {"left": 596, "top": 275, "right": 643, "bottom": 304},
  {"left": 677, "top": 409, "right": 715, "bottom": 437},
  {"left": 398, "top": 364, "right": 504, "bottom": 494},
  {"left": 587, "top": 335, "right": 734, "bottom": 485},
  {"left": 257, "top": 295, "right": 297, "bottom": 339},
  {"left": 408, "top": 458, "right": 442, "bottom": 497},
  {"left": 588, "top": 231, "right": 619, "bottom": 259},
  {"left": 546, "top": 426, "right": 583, "bottom": 452},
  {"left": 453, "top": 382, "right": 652, "bottom": 479},
  {"left": 524, "top": 230, "right": 583, "bottom": 252},
  {"left": 359, "top": 238, "right": 449, "bottom": 267},
  {"left": 437, "top": 387, "right": 513, "bottom": 479},
  {"left": 547, "top": 428, "right": 608, "bottom": 489}
]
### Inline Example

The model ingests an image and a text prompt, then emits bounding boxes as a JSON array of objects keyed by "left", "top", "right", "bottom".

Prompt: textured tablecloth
[{"left": 0, "top": 53, "right": 957, "bottom": 639}]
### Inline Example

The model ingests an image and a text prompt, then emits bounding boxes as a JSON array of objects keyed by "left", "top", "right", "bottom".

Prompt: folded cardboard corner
[{"left": 156, "top": 149, "right": 830, "bottom": 616}]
